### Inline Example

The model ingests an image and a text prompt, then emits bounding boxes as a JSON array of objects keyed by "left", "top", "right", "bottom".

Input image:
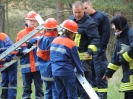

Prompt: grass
[{"left": 107, "top": 67, "right": 124, "bottom": 99}]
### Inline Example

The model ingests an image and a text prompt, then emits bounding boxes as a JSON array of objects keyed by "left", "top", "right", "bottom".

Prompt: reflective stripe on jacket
[
  {"left": 50, "top": 36, "right": 84, "bottom": 76},
  {"left": 74, "top": 33, "right": 97, "bottom": 60},
  {"left": 105, "top": 24, "right": 133, "bottom": 92},
  {"left": 69, "top": 13, "right": 100, "bottom": 57}
]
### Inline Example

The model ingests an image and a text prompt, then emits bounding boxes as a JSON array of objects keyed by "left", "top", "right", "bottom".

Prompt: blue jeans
[
  {"left": 22, "top": 71, "right": 44, "bottom": 99},
  {"left": 53, "top": 75, "right": 78, "bottom": 99}
]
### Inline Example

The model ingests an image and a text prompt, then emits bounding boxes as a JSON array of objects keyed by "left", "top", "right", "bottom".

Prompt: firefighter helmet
[
  {"left": 25, "top": 11, "right": 37, "bottom": 20},
  {"left": 43, "top": 18, "right": 58, "bottom": 29},
  {"left": 60, "top": 19, "right": 78, "bottom": 33}
]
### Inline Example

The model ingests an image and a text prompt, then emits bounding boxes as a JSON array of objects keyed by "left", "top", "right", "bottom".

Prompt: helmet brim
[
  {"left": 25, "top": 18, "right": 37, "bottom": 20},
  {"left": 60, "top": 24, "right": 77, "bottom": 34}
]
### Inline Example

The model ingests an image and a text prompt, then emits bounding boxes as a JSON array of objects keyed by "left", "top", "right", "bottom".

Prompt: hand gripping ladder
[{"left": 0, "top": 45, "right": 36, "bottom": 72}]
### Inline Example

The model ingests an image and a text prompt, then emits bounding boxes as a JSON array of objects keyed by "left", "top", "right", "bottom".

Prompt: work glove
[
  {"left": 26, "top": 42, "right": 33, "bottom": 49},
  {"left": 16, "top": 48, "right": 24, "bottom": 56},
  {"left": 5, "top": 56, "right": 12, "bottom": 62},
  {"left": 117, "top": 44, "right": 130, "bottom": 55}
]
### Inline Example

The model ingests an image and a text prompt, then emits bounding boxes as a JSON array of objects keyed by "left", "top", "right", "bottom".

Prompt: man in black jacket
[
  {"left": 82, "top": 0, "right": 111, "bottom": 99},
  {"left": 69, "top": 1, "right": 100, "bottom": 99}
]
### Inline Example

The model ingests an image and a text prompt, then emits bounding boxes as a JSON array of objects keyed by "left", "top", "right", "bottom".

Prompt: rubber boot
[{"left": 97, "top": 92, "right": 107, "bottom": 99}]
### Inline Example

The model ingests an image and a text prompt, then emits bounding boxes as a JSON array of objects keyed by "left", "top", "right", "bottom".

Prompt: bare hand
[
  {"left": 102, "top": 75, "right": 110, "bottom": 80},
  {"left": 86, "top": 53, "right": 91, "bottom": 58}
]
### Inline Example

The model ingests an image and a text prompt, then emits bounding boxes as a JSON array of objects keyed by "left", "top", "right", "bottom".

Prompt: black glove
[
  {"left": 5, "top": 56, "right": 12, "bottom": 62},
  {"left": 17, "top": 48, "right": 24, "bottom": 56},
  {"left": 26, "top": 42, "right": 33, "bottom": 49}
]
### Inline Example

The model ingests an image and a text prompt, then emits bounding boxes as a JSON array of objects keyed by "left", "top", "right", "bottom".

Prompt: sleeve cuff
[
  {"left": 122, "top": 52, "right": 133, "bottom": 62},
  {"left": 87, "top": 49, "right": 93, "bottom": 55},
  {"left": 105, "top": 69, "right": 115, "bottom": 78}
]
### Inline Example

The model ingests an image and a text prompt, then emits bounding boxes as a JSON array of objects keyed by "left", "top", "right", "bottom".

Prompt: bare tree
[
  {"left": 0, "top": 3, "right": 5, "bottom": 32},
  {"left": 56, "top": 1, "right": 64, "bottom": 24}
]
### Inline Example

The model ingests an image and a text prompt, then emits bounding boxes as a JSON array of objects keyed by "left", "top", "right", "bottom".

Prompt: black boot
[
  {"left": 97, "top": 92, "right": 107, "bottom": 99},
  {"left": 0, "top": 95, "right": 7, "bottom": 99}
]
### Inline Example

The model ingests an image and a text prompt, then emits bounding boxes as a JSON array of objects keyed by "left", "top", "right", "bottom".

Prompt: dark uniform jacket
[
  {"left": 69, "top": 13, "right": 100, "bottom": 56},
  {"left": 90, "top": 11, "right": 110, "bottom": 50},
  {"left": 105, "top": 24, "right": 133, "bottom": 92}
]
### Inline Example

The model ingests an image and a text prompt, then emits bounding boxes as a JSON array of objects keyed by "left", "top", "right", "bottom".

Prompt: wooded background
[
  {"left": 0, "top": 0, "right": 133, "bottom": 58},
  {"left": 0, "top": 0, "right": 133, "bottom": 98}
]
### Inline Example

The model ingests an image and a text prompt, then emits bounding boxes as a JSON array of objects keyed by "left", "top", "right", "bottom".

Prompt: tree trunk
[
  {"left": 56, "top": 1, "right": 64, "bottom": 24},
  {"left": 0, "top": 4, "right": 5, "bottom": 32}
]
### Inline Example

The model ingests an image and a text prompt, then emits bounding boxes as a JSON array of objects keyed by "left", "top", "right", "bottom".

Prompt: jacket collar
[
  {"left": 25, "top": 26, "right": 35, "bottom": 31},
  {"left": 73, "top": 13, "right": 89, "bottom": 23},
  {"left": 117, "top": 24, "right": 129, "bottom": 38},
  {"left": 44, "top": 31, "right": 57, "bottom": 36},
  {"left": 121, "top": 24, "right": 129, "bottom": 33}
]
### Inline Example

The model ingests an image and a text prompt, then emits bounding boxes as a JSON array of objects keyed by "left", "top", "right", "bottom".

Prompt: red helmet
[
  {"left": 61, "top": 19, "right": 78, "bottom": 33},
  {"left": 43, "top": 18, "right": 58, "bottom": 29},
  {"left": 25, "top": 11, "right": 37, "bottom": 20}
]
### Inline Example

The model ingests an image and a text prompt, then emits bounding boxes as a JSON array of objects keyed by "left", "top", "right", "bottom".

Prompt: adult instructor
[
  {"left": 69, "top": 1, "right": 100, "bottom": 99},
  {"left": 82, "top": 0, "right": 110, "bottom": 98}
]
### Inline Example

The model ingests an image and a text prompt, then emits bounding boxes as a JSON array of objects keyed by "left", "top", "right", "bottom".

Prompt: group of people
[{"left": 0, "top": 0, "right": 133, "bottom": 99}]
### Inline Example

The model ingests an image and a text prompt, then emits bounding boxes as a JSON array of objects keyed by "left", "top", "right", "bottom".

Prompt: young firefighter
[
  {"left": 50, "top": 19, "right": 84, "bottom": 99},
  {"left": 0, "top": 32, "right": 17, "bottom": 99},
  {"left": 69, "top": 1, "right": 100, "bottom": 99},
  {"left": 16, "top": 11, "right": 44, "bottom": 99},
  {"left": 103, "top": 14, "right": 133, "bottom": 99},
  {"left": 82, "top": 0, "right": 110, "bottom": 98},
  {"left": 36, "top": 18, "right": 58, "bottom": 99}
]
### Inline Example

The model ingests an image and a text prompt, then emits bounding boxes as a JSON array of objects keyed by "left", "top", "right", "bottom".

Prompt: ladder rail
[
  {"left": 0, "top": 25, "right": 43, "bottom": 60},
  {"left": 75, "top": 72, "right": 100, "bottom": 99},
  {"left": 0, "top": 45, "right": 37, "bottom": 72},
  {"left": 0, "top": 14, "right": 44, "bottom": 61}
]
